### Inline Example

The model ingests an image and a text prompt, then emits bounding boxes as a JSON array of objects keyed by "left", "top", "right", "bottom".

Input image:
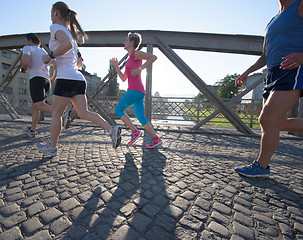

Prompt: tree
[
  {"left": 215, "top": 73, "right": 240, "bottom": 100},
  {"left": 108, "top": 60, "right": 119, "bottom": 97}
]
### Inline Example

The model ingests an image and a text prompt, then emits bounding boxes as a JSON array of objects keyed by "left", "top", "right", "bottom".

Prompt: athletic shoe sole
[
  {"left": 111, "top": 126, "right": 121, "bottom": 148},
  {"left": 145, "top": 140, "right": 163, "bottom": 149},
  {"left": 236, "top": 171, "right": 269, "bottom": 178},
  {"left": 127, "top": 131, "right": 142, "bottom": 145},
  {"left": 22, "top": 128, "right": 35, "bottom": 138}
]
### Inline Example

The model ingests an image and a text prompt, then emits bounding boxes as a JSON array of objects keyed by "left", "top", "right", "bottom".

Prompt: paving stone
[
  {"left": 194, "top": 197, "right": 212, "bottom": 211},
  {"left": 59, "top": 197, "right": 80, "bottom": 212},
  {"left": 0, "top": 226, "right": 23, "bottom": 240},
  {"left": 26, "top": 186, "right": 43, "bottom": 196},
  {"left": 21, "top": 217, "right": 43, "bottom": 236},
  {"left": 21, "top": 195, "right": 39, "bottom": 207},
  {"left": 5, "top": 187, "right": 22, "bottom": 196},
  {"left": 200, "top": 230, "right": 222, "bottom": 240},
  {"left": 254, "top": 213, "right": 275, "bottom": 225},
  {"left": 233, "top": 203, "right": 252, "bottom": 216},
  {"left": 27, "top": 202, "right": 45, "bottom": 217},
  {"left": 294, "top": 222, "right": 303, "bottom": 234},
  {"left": 40, "top": 190, "right": 57, "bottom": 199},
  {"left": 208, "top": 221, "right": 230, "bottom": 238},
  {"left": 189, "top": 206, "right": 208, "bottom": 222},
  {"left": 146, "top": 225, "right": 174, "bottom": 240},
  {"left": 155, "top": 214, "right": 176, "bottom": 231},
  {"left": 129, "top": 212, "right": 153, "bottom": 234},
  {"left": 212, "top": 202, "right": 232, "bottom": 215},
  {"left": 5, "top": 192, "right": 25, "bottom": 202},
  {"left": 165, "top": 205, "right": 183, "bottom": 219},
  {"left": 49, "top": 216, "right": 72, "bottom": 235},
  {"left": 120, "top": 202, "right": 137, "bottom": 217},
  {"left": 233, "top": 221, "right": 255, "bottom": 240},
  {"left": 0, "top": 203, "right": 20, "bottom": 217},
  {"left": 39, "top": 207, "right": 63, "bottom": 224},
  {"left": 77, "top": 190, "right": 93, "bottom": 202},
  {"left": 110, "top": 225, "right": 139, "bottom": 240},
  {"left": 68, "top": 225, "right": 87, "bottom": 240},
  {"left": 233, "top": 212, "right": 253, "bottom": 227},
  {"left": 43, "top": 196, "right": 60, "bottom": 207},
  {"left": 179, "top": 214, "right": 203, "bottom": 231},
  {"left": 0, "top": 211, "right": 27, "bottom": 228},
  {"left": 175, "top": 226, "right": 198, "bottom": 240},
  {"left": 211, "top": 211, "right": 230, "bottom": 225}
]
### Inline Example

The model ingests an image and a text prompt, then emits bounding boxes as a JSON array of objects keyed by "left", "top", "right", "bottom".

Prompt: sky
[{"left": 0, "top": 0, "right": 279, "bottom": 97}]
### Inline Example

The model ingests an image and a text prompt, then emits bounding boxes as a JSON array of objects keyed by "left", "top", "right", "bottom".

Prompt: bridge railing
[{"left": 0, "top": 93, "right": 262, "bottom": 129}]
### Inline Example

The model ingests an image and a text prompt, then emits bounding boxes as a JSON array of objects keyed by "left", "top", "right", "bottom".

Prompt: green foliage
[{"left": 215, "top": 73, "right": 240, "bottom": 99}]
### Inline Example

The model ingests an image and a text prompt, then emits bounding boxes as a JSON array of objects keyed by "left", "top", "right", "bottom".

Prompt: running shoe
[
  {"left": 37, "top": 142, "right": 57, "bottom": 157},
  {"left": 145, "top": 137, "right": 163, "bottom": 149},
  {"left": 62, "top": 110, "right": 72, "bottom": 129},
  {"left": 22, "top": 127, "right": 35, "bottom": 138},
  {"left": 235, "top": 161, "right": 270, "bottom": 178},
  {"left": 127, "top": 130, "right": 142, "bottom": 145},
  {"left": 109, "top": 125, "right": 121, "bottom": 148}
]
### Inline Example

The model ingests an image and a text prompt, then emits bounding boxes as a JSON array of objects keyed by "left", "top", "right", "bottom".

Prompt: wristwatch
[{"left": 48, "top": 51, "right": 55, "bottom": 59}]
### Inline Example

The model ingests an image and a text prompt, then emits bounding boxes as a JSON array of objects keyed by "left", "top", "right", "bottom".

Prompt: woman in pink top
[{"left": 111, "top": 32, "right": 162, "bottom": 148}]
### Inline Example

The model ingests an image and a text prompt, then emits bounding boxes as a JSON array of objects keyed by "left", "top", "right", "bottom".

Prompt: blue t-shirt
[{"left": 265, "top": 0, "right": 303, "bottom": 68}]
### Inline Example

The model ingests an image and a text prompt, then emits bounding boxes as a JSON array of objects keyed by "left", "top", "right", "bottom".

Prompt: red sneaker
[
  {"left": 145, "top": 137, "right": 162, "bottom": 149},
  {"left": 128, "top": 130, "right": 142, "bottom": 145}
]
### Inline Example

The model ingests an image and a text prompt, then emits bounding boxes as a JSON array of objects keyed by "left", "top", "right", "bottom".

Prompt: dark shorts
[
  {"left": 263, "top": 66, "right": 303, "bottom": 99},
  {"left": 53, "top": 79, "right": 86, "bottom": 98},
  {"left": 30, "top": 76, "right": 50, "bottom": 103}
]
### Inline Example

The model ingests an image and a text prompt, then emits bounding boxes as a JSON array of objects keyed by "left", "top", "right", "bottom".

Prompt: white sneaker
[
  {"left": 22, "top": 127, "right": 35, "bottom": 138},
  {"left": 109, "top": 126, "right": 121, "bottom": 148},
  {"left": 37, "top": 142, "right": 57, "bottom": 157}
]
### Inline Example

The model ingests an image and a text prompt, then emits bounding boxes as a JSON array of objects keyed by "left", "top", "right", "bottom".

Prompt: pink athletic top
[{"left": 125, "top": 50, "right": 146, "bottom": 94}]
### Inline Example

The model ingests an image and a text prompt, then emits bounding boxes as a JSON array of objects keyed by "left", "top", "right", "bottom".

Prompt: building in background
[
  {"left": 1, "top": 50, "right": 30, "bottom": 106},
  {"left": 241, "top": 69, "right": 267, "bottom": 104}
]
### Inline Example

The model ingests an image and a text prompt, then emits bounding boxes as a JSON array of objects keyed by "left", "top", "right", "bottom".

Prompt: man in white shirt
[{"left": 21, "top": 33, "right": 56, "bottom": 138}]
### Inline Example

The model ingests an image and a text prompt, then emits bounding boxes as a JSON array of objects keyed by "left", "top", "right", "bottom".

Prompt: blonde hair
[
  {"left": 52, "top": 1, "right": 88, "bottom": 44},
  {"left": 128, "top": 32, "right": 142, "bottom": 50}
]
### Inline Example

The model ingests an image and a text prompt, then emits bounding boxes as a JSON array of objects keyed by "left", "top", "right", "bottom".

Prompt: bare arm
[
  {"left": 77, "top": 57, "right": 83, "bottom": 68},
  {"left": 131, "top": 51, "right": 157, "bottom": 77},
  {"left": 110, "top": 58, "right": 128, "bottom": 82},
  {"left": 21, "top": 54, "right": 30, "bottom": 72},
  {"left": 236, "top": 40, "right": 266, "bottom": 85},
  {"left": 49, "top": 60, "right": 57, "bottom": 83},
  {"left": 42, "top": 30, "right": 73, "bottom": 64}
]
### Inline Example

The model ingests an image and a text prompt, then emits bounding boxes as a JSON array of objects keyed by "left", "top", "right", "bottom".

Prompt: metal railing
[{"left": 0, "top": 94, "right": 263, "bottom": 128}]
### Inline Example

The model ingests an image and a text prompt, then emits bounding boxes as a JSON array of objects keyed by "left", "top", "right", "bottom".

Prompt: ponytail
[
  {"left": 52, "top": 1, "right": 88, "bottom": 44},
  {"left": 69, "top": 10, "right": 88, "bottom": 44}
]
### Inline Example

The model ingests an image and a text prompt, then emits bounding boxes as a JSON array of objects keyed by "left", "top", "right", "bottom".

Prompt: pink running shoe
[
  {"left": 145, "top": 137, "right": 163, "bottom": 149},
  {"left": 128, "top": 130, "right": 142, "bottom": 145}
]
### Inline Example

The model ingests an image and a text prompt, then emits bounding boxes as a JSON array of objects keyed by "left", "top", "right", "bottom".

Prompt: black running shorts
[
  {"left": 53, "top": 79, "right": 86, "bottom": 98},
  {"left": 30, "top": 76, "right": 50, "bottom": 103},
  {"left": 263, "top": 66, "right": 303, "bottom": 99}
]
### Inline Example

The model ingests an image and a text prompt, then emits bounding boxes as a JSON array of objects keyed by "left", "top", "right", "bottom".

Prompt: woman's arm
[
  {"left": 110, "top": 58, "right": 128, "bottom": 82},
  {"left": 131, "top": 51, "right": 157, "bottom": 77},
  {"left": 42, "top": 30, "right": 73, "bottom": 64},
  {"left": 49, "top": 59, "right": 57, "bottom": 83}
]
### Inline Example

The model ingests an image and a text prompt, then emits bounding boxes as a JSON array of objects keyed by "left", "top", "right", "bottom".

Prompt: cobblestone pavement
[{"left": 0, "top": 117, "right": 302, "bottom": 240}]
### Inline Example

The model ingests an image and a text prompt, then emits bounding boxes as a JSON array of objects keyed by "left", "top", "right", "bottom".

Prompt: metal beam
[
  {"left": 145, "top": 44, "right": 153, "bottom": 122},
  {"left": 0, "top": 30, "right": 263, "bottom": 55},
  {"left": 155, "top": 36, "right": 254, "bottom": 135}
]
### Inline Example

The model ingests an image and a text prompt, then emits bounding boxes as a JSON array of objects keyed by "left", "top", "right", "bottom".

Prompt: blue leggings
[{"left": 115, "top": 90, "right": 149, "bottom": 126}]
